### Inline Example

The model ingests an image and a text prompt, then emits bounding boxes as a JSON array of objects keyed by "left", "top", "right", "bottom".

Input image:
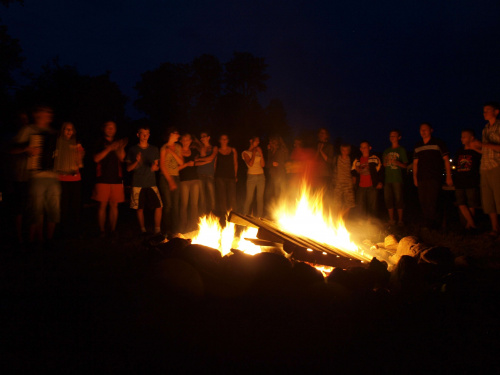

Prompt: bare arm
[
  {"left": 178, "top": 160, "right": 194, "bottom": 171},
  {"left": 94, "top": 143, "right": 115, "bottom": 163},
  {"left": 196, "top": 146, "right": 218, "bottom": 166},
  {"left": 167, "top": 145, "right": 184, "bottom": 165},
  {"left": 126, "top": 151, "right": 141, "bottom": 172},
  {"left": 160, "top": 148, "right": 177, "bottom": 190},
  {"left": 473, "top": 141, "right": 500, "bottom": 152},
  {"left": 151, "top": 159, "right": 159, "bottom": 172},
  {"left": 243, "top": 149, "right": 256, "bottom": 167}
]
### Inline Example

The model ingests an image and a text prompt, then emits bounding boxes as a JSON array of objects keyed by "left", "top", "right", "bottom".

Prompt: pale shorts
[
  {"left": 481, "top": 166, "right": 500, "bottom": 214},
  {"left": 130, "top": 186, "right": 163, "bottom": 210},
  {"left": 29, "top": 177, "right": 61, "bottom": 223}
]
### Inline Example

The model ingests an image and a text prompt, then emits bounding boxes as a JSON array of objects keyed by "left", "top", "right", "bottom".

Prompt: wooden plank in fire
[{"left": 228, "top": 211, "right": 368, "bottom": 268}]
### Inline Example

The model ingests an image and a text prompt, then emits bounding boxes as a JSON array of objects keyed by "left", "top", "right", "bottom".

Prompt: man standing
[
  {"left": 471, "top": 102, "right": 500, "bottom": 236},
  {"left": 126, "top": 125, "right": 162, "bottom": 235},
  {"left": 92, "top": 121, "right": 126, "bottom": 238},
  {"left": 413, "top": 123, "right": 453, "bottom": 229},
  {"left": 15, "top": 106, "right": 60, "bottom": 244}
]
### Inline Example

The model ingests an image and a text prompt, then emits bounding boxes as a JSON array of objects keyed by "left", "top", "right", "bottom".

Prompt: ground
[{"left": 1, "top": 201, "right": 500, "bottom": 373}]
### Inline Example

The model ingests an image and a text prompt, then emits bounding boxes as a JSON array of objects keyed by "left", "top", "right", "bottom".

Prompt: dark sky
[{"left": 2, "top": 0, "right": 500, "bottom": 152}]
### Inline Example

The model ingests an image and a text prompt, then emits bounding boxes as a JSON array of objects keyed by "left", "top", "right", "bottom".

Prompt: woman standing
[
  {"left": 178, "top": 133, "right": 201, "bottom": 233},
  {"left": 242, "top": 136, "right": 265, "bottom": 217},
  {"left": 214, "top": 134, "right": 238, "bottom": 216},
  {"left": 266, "top": 135, "right": 288, "bottom": 208},
  {"left": 196, "top": 131, "right": 218, "bottom": 215},
  {"left": 159, "top": 127, "right": 183, "bottom": 236},
  {"left": 54, "top": 122, "right": 84, "bottom": 237}
]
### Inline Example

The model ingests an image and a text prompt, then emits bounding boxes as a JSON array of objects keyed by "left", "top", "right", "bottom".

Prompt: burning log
[{"left": 228, "top": 211, "right": 369, "bottom": 269}]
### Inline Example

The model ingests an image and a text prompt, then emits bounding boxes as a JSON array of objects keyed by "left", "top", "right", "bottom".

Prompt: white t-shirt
[{"left": 242, "top": 150, "right": 264, "bottom": 175}]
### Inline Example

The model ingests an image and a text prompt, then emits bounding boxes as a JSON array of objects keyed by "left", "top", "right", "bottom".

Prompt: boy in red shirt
[{"left": 352, "top": 141, "right": 383, "bottom": 220}]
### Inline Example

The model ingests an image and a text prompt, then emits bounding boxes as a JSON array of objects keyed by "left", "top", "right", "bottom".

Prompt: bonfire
[{"left": 190, "top": 182, "right": 395, "bottom": 273}]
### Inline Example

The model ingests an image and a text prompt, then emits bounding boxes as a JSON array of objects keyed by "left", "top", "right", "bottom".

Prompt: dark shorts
[
  {"left": 455, "top": 187, "right": 480, "bottom": 208},
  {"left": 130, "top": 186, "right": 162, "bottom": 210}
]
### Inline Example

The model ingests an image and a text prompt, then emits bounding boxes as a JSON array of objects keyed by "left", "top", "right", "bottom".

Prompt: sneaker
[{"left": 397, "top": 221, "right": 404, "bottom": 227}]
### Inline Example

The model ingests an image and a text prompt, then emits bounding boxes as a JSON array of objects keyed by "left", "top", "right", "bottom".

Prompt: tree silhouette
[
  {"left": 14, "top": 61, "right": 128, "bottom": 142},
  {"left": 224, "top": 52, "right": 269, "bottom": 100},
  {"left": 0, "top": 0, "right": 23, "bottom": 7},
  {"left": 134, "top": 52, "right": 285, "bottom": 148},
  {"left": 0, "top": 24, "right": 24, "bottom": 128},
  {"left": 134, "top": 62, "right": 191, "bottom": 136},
  {"left": 191, "top": 54, "right": 223, "bottom": 131}
]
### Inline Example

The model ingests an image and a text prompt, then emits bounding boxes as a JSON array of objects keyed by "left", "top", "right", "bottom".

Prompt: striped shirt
[
  {"left": 481, "top": 120, "right": 500, "bottom": 171},
  {"left": 414, "top": 137, "right": 449, "bottom": 181}
]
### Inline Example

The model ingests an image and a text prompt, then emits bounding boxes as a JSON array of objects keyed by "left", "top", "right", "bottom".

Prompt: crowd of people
[{"left": 4, "top": 101, "right": 500, "bottom": 244}]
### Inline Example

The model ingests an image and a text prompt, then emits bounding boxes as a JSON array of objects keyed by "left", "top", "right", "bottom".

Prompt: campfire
[{"left": 187, "top": 183, "right": 396, "bottom": 274}]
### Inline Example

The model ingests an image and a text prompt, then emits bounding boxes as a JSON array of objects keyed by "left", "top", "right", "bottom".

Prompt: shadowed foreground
[{"left": 2, "top": 207, "right": 500, "bottom": 373}]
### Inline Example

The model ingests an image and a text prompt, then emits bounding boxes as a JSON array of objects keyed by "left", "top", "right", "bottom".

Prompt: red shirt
[{"left": 358, "top": 156, "right": 373, "bottom": 187}]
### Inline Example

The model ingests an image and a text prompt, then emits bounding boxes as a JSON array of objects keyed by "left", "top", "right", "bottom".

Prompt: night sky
[{"left": 2, "top": 0, "right": 500, "bottom": 153}]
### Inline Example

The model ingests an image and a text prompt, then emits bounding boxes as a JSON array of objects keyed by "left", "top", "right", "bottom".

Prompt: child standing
[
  {"left": 352, "top": 141, "right": 383, "bottom": 220},
  {"left": 54, "top": 122, "right": 84, "bottom": 238},
  {"left": 242, "top": 136, "right": 265, "bottom": 217},
  {"left": 126, "top": 125, "right": 162, "bottom": 235},
  {"left": 471, "top": 102, "right": 500, "bottom": 237},
  {"left": 332, "top": 144, "right": 356, "bottom": 219},
  {"left": 382, "top": 130, "right": 408, "bottom": 226},
  {"left": 455, "top": 129, "right": 482, "bottom": 229}
]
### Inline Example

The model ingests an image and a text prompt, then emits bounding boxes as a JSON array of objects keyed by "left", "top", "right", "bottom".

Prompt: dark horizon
[{"left": 2, "top": 0, "right": 500, "bottom": 153}]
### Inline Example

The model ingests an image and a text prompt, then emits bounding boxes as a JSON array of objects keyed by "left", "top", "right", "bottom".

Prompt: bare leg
[
  {"left": 154, "top": 207, "right": 162, "bottom": 232},
  {"left": 109, "top": 202, "right": 119, "bottom": 232},
  {"left": 459, "top": 205, "right": 476, "bottom": 228},
  {"left": 489, "top": 212, "right": 499, "bottom": 233},
  {"left": 47, "top": 222, "right": 56, "bottom": 240},
  {"left": 136, "top": 209, "right": 145, "bottom": 231},
  {"left": 98, "top": 202, "right": 107, "bottom": 233},
  {"left": 397, "top": 209, "right": 404, "bottom": 223},
  {"left": 387, "top": 208, "right": 395, "bottom": 224}
]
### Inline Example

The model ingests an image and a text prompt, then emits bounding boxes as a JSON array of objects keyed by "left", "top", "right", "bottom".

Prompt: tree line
[{"left": 1, "top": 1, "right": 290, "bottom": 151}]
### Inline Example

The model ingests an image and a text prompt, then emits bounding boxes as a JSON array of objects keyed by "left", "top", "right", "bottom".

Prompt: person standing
[
  {"left": 14, "top": 106, "right": 60, "bottom": 243},
  {"left": 265, "top": 135, "right": 288, "bottom": 211},
  {"left": 471, "top": 102, "right": 500, "bottom": 236},
  {"left": 159, "top": 127, "right": 182, "bottom": 237},
  {"left": 242, "top": 136, "right": 265, "bottom": 217},
  {"left": 54, "top": 122, "right": 84, "bottom": 238},
  {"left": 454, "top": 129, "right": 481, "bottom": 230},
  {"left": 352, "top": 141, "right": 383, "bottom": 220},
  {"left": 196, "top": 130, "right": 217, "bottom": 215},
  {"left": 413, "top": 123, "right": 453, "bottom": 229},
  {"left": 92, "top": 121, "right": 127, "bottom": 238},
  {"left": 313, "top": 128, "right": 334, "bottom": 191},
  {"left": 178, "top": 133, "right": 201, "bottom": 233},
  {"left": 332, "top": 144, "right": 356, "bottom": 220},
  {"left": 382, "top": 129, "right": 408, "bottom": 226},
  {"left": 214, "top": 134, "right": 238, "bottom": 217},
  {"left": 126, "top": 125, "right": 162, "bottom": 235}
]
